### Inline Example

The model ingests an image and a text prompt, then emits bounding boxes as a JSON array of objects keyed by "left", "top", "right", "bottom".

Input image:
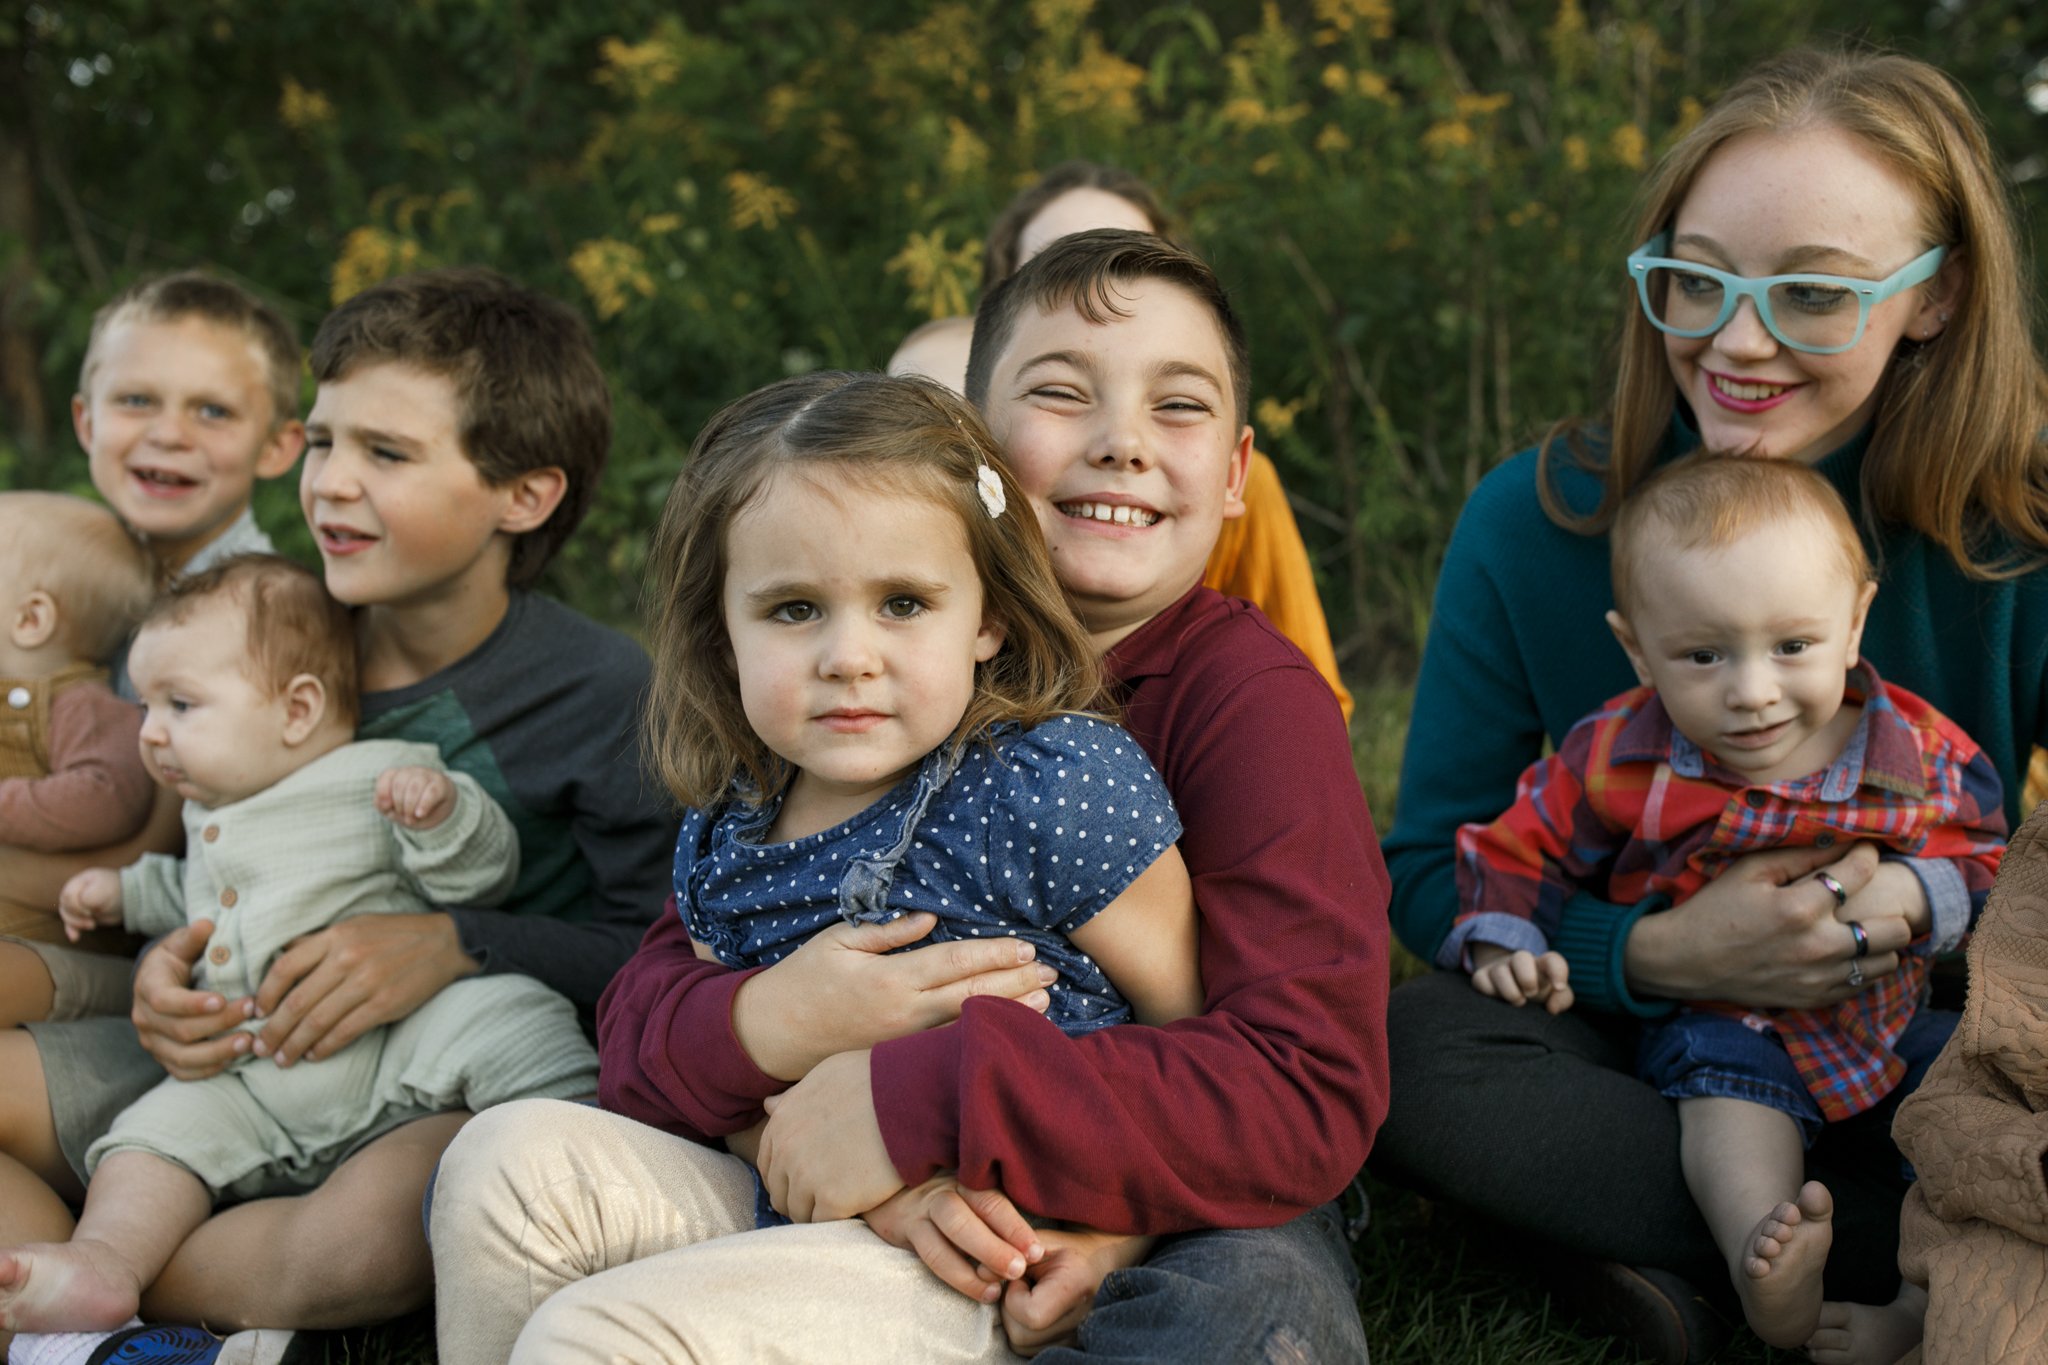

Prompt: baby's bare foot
[
  {"left": 1804, "top": 1284, "right": 1926, "bottom": 1365},
  {"left": 0, "top": 1240, "right": 145, "bottom": 1333},
  {"left": 1734, "top": 1180, "right": 1833, "bottom": 1348}
]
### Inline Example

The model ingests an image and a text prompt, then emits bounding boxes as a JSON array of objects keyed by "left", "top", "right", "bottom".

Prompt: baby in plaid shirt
[{"left": 1449, "top": 453, "right": 2004, "bottom": 1350}]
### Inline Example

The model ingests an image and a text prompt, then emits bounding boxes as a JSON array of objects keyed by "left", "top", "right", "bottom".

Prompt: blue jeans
[{"left": 1040, "top": 1201, "right": 1368, "bottom": 1363}]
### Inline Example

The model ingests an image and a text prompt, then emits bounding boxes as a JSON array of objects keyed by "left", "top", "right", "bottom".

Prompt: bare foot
[
  {"left": 1734, "top": 1180, "right": 1833, "bottom": 1348},
  {"left": 0, "top": 1240, "right": 145, "bottom": 1333},
  {"left": 1804, "top": 1283, "right": 1926, "bottom": 1365}
]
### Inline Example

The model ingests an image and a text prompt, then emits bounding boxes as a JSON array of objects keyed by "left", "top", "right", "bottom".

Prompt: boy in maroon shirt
[{"left": 435, "top": 231, "right": 1389, "bottom": 1360}]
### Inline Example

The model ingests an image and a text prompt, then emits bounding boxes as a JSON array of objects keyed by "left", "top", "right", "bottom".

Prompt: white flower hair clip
[{"left": 976, "top": 462, "right": 1007, "bottom": 519}]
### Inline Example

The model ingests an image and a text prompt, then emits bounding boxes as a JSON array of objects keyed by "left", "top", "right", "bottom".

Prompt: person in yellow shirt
[{"left": 888, "top": 161, "right": 1352, "bottom": 722}]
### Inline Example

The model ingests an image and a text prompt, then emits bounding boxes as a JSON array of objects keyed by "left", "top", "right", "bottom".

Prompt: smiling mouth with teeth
[
  {"left": 1061, "top": 500, "right": 1159, "bottom": 528},
  {"left": 1712, "top": 376, "right": 1794, "bottom": 401},
  {"left": 134, "top": 468, "right": 198, "bottom": 487}
]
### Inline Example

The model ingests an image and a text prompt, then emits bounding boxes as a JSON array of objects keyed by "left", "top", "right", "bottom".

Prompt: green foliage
[{"left": 5, "top": 0, "right": 2045, "bottom": 674}]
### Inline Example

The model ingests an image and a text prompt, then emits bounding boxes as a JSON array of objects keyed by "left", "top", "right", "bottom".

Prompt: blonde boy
[
  {"left": 73, "top": 272, "right": 305, "bottom": 577},
  {"left": 0, "top": 494, "right": 156, "bottom": 873}
]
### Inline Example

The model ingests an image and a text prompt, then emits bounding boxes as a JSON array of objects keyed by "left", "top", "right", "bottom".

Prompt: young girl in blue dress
[{"left": 641, "top": 368, "right": 1202, "bottom": 1265}]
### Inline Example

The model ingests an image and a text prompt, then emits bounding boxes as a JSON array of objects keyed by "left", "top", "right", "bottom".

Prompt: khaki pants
[{"left": 430, "top": 1098, "right": 1021, "bottom": 1365}]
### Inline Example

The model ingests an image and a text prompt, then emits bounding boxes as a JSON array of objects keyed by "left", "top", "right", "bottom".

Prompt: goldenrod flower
[
  {"left": 1041, "top": 33, "right": 1145, "bottom": 124},
  {"left": 568, "top": 239, "right": 656, "bottom": 320},
  {"left": 639, "top": 213, "right": 683, "bottom": 236},
  {"left": 596, "top": 31, "right": 685, "bottom": 102},
  {"left": 1256, "top": 397, "right": 1304, "bottom": 438},
  {"left": 1315, "top": 123, "right": 1352, "bottom": 154},
  {"left": 1422, "top": 119, "right": 1476, "bottom": 157},
  {"left": 331, "top": 227, "right": 419, "bottom": 306},
  {"left": 1562, "top": 134, "right": 1590, "bottom": 173},
  {"left": 726, "top": 171, "right": 798, "bottom": 232},
  {"left": 942, "top": 117, "right": 989, "bottom": 182},
  {"left": 279, "top": 79, "right": 334, "bottom": 131},
  {"left": 1313, "top": 0, "right": 1394, "bottom": 42},
  {"left": 886, "top": 230, "right": 981, "bottom": 320},
  {"left": 1609, "top": 122, "right": 1647, "bottom": 171}
]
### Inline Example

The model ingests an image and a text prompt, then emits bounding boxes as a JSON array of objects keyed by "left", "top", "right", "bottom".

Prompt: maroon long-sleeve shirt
[{"left": 597, "top": 586, "right": 1391, "bottom": 1233}]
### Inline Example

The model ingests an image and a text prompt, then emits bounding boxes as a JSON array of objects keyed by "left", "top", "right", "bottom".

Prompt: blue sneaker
[{"left": 85, "top": 1326, "right": 222, "bottom": 1365}]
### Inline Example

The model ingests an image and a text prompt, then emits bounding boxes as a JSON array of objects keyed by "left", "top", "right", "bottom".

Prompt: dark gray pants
[{"left": 1370, "top": 971, "right": 1918, "bottom": 1304}]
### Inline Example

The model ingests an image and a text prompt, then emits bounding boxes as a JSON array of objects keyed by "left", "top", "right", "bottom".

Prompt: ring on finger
[
  {"left": 1846, "top": 960, "right": 1865, "bottom": 988},
  {"left": 1848, "top": 921, "right": 1870, "bottom": 958},
  {"left": 1815, "top": 870, "right": 1847, "bottom": 909}
]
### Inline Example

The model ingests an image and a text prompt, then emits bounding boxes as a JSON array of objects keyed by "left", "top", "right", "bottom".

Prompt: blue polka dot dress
[{"left": 675, "top": 715, "right": 1182, "bottom": 1036}]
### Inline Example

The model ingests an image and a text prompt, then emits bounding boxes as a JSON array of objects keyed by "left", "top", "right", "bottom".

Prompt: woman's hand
[
  {"left": 250, "top": 911, "right": 479, "bottom": 1065},
  {"left": 731, "top": 911, "right": 1056, "bottom": 1082},
  {"left": 1001, "top": 1228, "right": 1156, "bottom": 1356},
  {"left": 1623, "top": 842, "right": 1912, "bottom": 1009},
  {"left": 132, "top": 920, "right": 258, "bottom": 1081},
  {"left": 1834, "top": 858, "right": 1932, "bottom": 938}
]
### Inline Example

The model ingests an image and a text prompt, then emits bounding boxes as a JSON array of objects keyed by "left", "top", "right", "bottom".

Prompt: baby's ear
[
  {"left": 279, "top": 672, "right": 329, "bottom": 745},
  {"left": 10, "top": 591, "right": 60, "bottom": 651},
  {"left": 1844, "top": 579, "right": 1879, "bottom": 667},
  {"left": 1605, "top": 609, "right": 1655, "bottom": 689}
]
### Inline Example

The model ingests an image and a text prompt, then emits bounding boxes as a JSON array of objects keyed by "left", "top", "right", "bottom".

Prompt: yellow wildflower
[
  {"left": 1561, "top": 134, "right": 1590, "bottom": 173},
  {"left": 1322, "top": 64, "right": 1349, "bottom": 92},
  {"left": 942, "top": 117, "right": 989, "bottom": 182},
  {"left": 1609, "top": 122, "right": 1647, "bottom": 171},
  {"left": 1455, "top": 91, "right": 1511, "bottom": 118},
  {"left": 1256, "top": 397, "right": 1304, "bottom": 438},
  {"left": 279, "top": 79, "right": 334, "bottom": 131},
  {"left": 764, "top": 84, "right": 802, "bottom": 133},
  {"left": 726, "top": 171, "right": 798, "bottom": 232},
  {"left": 568, "top": 239, "right": 656, "bottom": 320},
  {"left": 330, "top": 227, "right": 419, "bottom": 306},
  {"left": 596, "top": 31, "right": 684, "bottom": 102},
  {"left": 1353, "top": 70, "right": 1397, "bottom": 105},
  {"left": 1222, "top": 97, "right": 1269, "bottom": 130},
  {"left": 1251, "top": 152, "right": 1282, "bottom": 177},
  {"left": 885, "top": 229, "right": 982, "bottom": 320},
  {"left": 1041, "top": 32, "right": 1145, "bottom": 124},
  {"left": 1315, "top": 123, "right": 1351, "bottom": 154},
  {"left": 1422, "top": 119, "right": 1476, "bottom": 157},
  {"left": 639, "top": 213, "right": 683, "bottom": 236},
  {"left": 1029, "top": 0, "right": 1094, "bottom": 36},
  {"left": 1675, "top": 96, "right": 1705, "bottom": 137},
  {"left": 1313, "top": 0, "right": 1394, "bottom": 41}
]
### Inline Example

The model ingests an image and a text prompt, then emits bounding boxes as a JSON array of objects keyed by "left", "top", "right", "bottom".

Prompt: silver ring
[
  {"left": 1846, "top": 961, "right": 1865, "bottom": 988},
  {"left": 1815, "top": 871, "right": 1847, "bottom": 909},
  {"left": 1848, "top": 921, "right": 1870, "bottom": 958}
]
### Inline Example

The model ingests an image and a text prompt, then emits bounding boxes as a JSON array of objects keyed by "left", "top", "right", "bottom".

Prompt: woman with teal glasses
[{"left": 1374, "top": 47, "right": 2048, "bottom": 1365}]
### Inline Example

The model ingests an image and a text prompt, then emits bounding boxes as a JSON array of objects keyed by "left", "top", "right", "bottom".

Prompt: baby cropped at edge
[{"left": 0, "top": 555, "right": 595, "bottom": 1335}]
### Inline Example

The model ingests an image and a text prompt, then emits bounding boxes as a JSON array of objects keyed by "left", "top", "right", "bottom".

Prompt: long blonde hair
[
  {"left": 1540, "top": 47, "right": 2048, "bottom": 576},
  {"left": 642, "top": 371, "right": 1104, "bottom": 810}
]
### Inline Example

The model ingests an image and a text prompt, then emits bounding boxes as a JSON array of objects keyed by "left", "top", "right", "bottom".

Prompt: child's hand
[
  {"left": 375, "top": 766, "right": 458, "bottom": 830},
  {"left": 57, "top": 868, "right": 123, "bottom": 942},
  {"left": 1470, "top": 943, "right": 1574, "bottom": 1014},
  {"left": 860, "top": 1175, "right": 1044, "bottom": 1304}
]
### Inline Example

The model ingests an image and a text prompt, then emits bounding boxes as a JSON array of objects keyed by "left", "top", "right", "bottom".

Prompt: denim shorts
[{"left": 1638, "top": 1006, "right": 1959, "bottom": 1150}]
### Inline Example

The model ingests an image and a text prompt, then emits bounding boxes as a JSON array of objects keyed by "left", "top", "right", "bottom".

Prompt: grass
[{"left": 291, "top": 674, "right": 1805, "bottom": 1363}]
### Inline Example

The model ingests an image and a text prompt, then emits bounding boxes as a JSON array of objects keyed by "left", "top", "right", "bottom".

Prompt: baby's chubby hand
[
  {"left": 57, "top": 868, "right": 124, "bottom": 942},
  {"left": 375, "top": 766, "right": 458, "bottom": 830},
  {"left": 1470, "top": 943, "right": 1574, "bottom": 1014}
]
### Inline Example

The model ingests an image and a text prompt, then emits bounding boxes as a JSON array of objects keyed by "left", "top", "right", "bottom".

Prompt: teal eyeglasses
[{"left": 1627, "top": 234, "right": 1946, "bottom": 356}]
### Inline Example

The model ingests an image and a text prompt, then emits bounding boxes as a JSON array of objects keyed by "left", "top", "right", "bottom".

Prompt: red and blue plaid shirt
[{"left": 1452, "top": 663, "right": 2006, "bottom": 1122}]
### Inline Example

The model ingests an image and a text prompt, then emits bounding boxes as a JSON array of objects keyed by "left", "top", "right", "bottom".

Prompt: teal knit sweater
[{"left": 1384, "top": 419, "right": 2048, "bottom": 1016}]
